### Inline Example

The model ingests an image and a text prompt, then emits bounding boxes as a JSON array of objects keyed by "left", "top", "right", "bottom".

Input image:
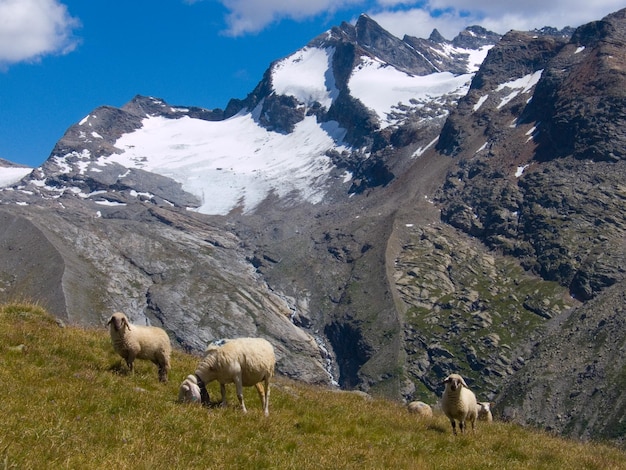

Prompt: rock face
[
  {"left": 497, "top": 281, "right": 626, "bottom": 444},
  {"left": 530, "top": 9, "right": 626, "bottom": 163},
  {"left": 1, "top": 8, "right": 626, "bottom": 446}
]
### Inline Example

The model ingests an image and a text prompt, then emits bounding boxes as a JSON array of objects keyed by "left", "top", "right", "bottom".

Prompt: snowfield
[
  {"left": 272, "top": 47, "right": 339, "bottom": 109},
  {"left": 349, "top": 57, "right": 473, "bottom": 127},
  {"left": 0, "top": 167, "right": 32, "bottom": 187},
  {"left": 103, "top": 111, "right": 347, "bottom": 215}
]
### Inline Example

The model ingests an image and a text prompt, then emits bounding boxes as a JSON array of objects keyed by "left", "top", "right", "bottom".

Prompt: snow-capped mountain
[{"left": 0, "top": 15, "right": 497, "bottom": 215}]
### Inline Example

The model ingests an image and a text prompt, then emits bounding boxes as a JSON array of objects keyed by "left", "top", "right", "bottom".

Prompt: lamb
[
  {"left": 441, "top": 373, "right": 478, "bottom": 435},
  {"left": 477, "top": 401, "right": 493, "bottom": 422},
  {"left": 107, "top": 312, "right": 172, "bottom": 382},
  {"left": 178, "top": 374, "right": 203, "bottom": 403},
  {"left": 178, "top": 373, "right": 211, "bottom": 404},
  {"left": 178, "top": 337, "right": 275, "bottom": 416},
  {"left": 407, "top": 401, "right": 433, "bottom": 419}
]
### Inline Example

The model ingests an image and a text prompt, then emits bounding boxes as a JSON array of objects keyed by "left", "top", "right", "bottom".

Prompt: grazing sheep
[
  {"left": 441, "top": 373, "right": 478, "bottom": 435},
  {"left": 178, "top": 374, "right": 202, "bottom": 403},
  {"left": 407, "top": 401, "right": 433, "bottom": 419},
  {"left": 179, "top": 337, "right": 275, "bottom": 416},
  {"left": 477, "top": 401, "right": 493, "bottom": 422},
  {"left": 107, "top": 312, "right": 172, "bottom": 382},
  {"left": 177, "top": 374, "right": 211, "bottom": 404}
]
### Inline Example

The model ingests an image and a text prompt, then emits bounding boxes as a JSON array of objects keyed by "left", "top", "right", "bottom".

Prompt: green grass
[{"left": 1, "top": 302, "right": 625, "bottom": 469}]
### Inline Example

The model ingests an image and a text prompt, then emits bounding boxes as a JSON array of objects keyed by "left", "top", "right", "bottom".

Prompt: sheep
[
  {"left": 178, "top": 337, "right": 275, "bottom": 416},
  {"left": 107, "top": 312, "right": 172, "bottom": 382},
  {"left": 441, "top": 373, "right": 478, "bottom": 435},
  {"left": 177, "top": 373, "right": 211, "bottom": 404},
  {"left": 407, "top": 401, "right": 433, "bottom": 419},
  {"left": 477, "top": 401, "right": 493, "bottom": 422}
]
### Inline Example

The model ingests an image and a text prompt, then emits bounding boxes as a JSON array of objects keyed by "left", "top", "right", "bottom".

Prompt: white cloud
[
  {"left": 218, "top": 0, "right": 363, "bottom": 36},
  {"left": 369, "top": 1, "right": 626, "bottom": 39},
  {"left": 214, "top": 0, "right": 625, "bottom": 39},
  {"left": 0, "top": 0, "right": 80, "bottom": 67}
]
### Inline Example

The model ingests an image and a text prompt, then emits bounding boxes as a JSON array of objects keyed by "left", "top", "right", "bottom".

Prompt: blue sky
[{"left": 1, "top": 0, "right": 623, "bottom": 168}]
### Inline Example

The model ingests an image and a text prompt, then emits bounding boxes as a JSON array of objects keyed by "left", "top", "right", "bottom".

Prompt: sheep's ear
[
  {"left": 106, "top": 318, "right": 112, "bottom": 326},
  {"left": 123, "top": 318, "right": 130, "bottom": 330},
  {"left": 443, "top": 376, "right": 451, "bottom": 384},
  {"left": 460, "top": 378, "right": 469, "bottom": 389}
]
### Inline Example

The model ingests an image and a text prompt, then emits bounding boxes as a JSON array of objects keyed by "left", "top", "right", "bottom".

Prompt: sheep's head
[
  {"left": 443, "top": 374, "right": 468, "bottom": 392},
  {"left": 178, "top": 374, "right": 202, "bottom": 404},
  {"left": 107, "top": 312, "right": 130, "bottom": 332},
  {"left": 478, "top": 402, "right": 492, "bottom": 413}
]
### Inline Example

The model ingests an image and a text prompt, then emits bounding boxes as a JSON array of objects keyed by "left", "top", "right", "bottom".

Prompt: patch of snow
[
  {"left": 465, "top": 45, "right": 493, "bottom": 72},
  {"left": 515, "top": 164, "right": 529, "bottom": 177},
  {"left": 525, "top": 126, "right": 537, "bottom": 136},
  {"left": 95, "top": 200, "right": 127, "bottom": 206},
  {"left": 272, "top": 47, "right": 338, "bottom": 109},
  {"left": 412, "top": 136, "right": 438, "bottom": 157},
  {"left": 496, "top": 70, "right": 543, "bottom": 109},
  {"left": 349, "top": 56, "right": 473, "bottom": 127},
  {"left": 130, "top": 189, "right": 154, "bottom": 199},
  {"left": 473, "top": 94, "right": 489, "bottom": 111},
  {"left": 575, "top": 46, "right": 585, "bottom": 54},
  {"left": 0, "top": 167, "right": 32, "bottom": 187},
  {"left": 525, "top": 125, "right": 538, "bottom": 143}
]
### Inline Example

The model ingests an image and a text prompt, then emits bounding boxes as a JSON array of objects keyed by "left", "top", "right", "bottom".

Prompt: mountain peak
[
  {"left": 452, "top": 25, "right": 502, "bottom": 49},
  {"left": 428, "top": 28, "right": 447, "bottom": 43}
]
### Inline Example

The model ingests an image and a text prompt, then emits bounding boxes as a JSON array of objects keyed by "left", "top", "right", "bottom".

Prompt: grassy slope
[{"left": 1, "top": 303, "right": 625, "bottom": 470}]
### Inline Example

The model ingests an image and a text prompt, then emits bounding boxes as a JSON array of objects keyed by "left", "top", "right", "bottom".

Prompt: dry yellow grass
[{"left": 1, "top": 302, "right": 625, "bottom": 469}]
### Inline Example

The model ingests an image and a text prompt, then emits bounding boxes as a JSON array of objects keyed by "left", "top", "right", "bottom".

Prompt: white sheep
[
  {"left": 178, "top": 337, "right": 275, "bottom": 416},
  {"left": 441, "top": 373, "right": 478, "bottom": 435},
  {"left": 407, "top": 401, "right": 433, "bottom": 419},
  {"left": 107, "top": 312, "right": 172, "bottom": 382},
  {"left": 477, "top": 401, "right": 493, "bottom": 422},
  {"left": 178, "top": 374, "right": 202, "bottom": 402}
]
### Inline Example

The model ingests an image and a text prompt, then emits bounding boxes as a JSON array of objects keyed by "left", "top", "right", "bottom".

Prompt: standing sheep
[
  {"left": 178, "top": 337, "right": 275, "bottom": 416},
  {"left": 441, "top": 373, "right": 478, "bottom": 435},
  {"left": 107, "top": 312, "right": 172, "bottom": 382},
  {"left": 477, "top": 401, "right": 493, "bottom": 422},
  {"left": 407, "top": 401, "right": 433, "bottom": 419}
]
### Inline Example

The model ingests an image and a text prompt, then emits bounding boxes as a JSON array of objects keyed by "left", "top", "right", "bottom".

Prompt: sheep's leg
[
  {"left": 199, "top": 384, "right": 211, "bottom": 406},
  {"left": 156, "top": 355, "right": 170, "bottom": 383},
  {"left": 234, "top": 377, "right": 247, "bottom": 413},
  {"left": 459, "top": 420, "right": 466, "bottom": 434},
  {"left": 157, "top": 364, "right": 168, "bottom": 383},
  {"left": 254, "top": 382, "right": 264, "bottom": 406},
  {"left": 254, "top": 382, "right": 268, "bottom": 416},
  {"left": 219, "top": 383, "right": 228, "bottom": 407},
  {"left": 263, "top": 378, "right": 270, "bottom": 417},
  {"left": 125, "top": 354, "right": 135, "bottom": 374},
  {"left": 450, "top": 420, "right": 458, "bottom": 435}
]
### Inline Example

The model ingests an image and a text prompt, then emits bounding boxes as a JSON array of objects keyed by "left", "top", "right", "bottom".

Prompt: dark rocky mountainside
[{"left": 1, "top": 9, "right": 626, "bottom": 446}]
